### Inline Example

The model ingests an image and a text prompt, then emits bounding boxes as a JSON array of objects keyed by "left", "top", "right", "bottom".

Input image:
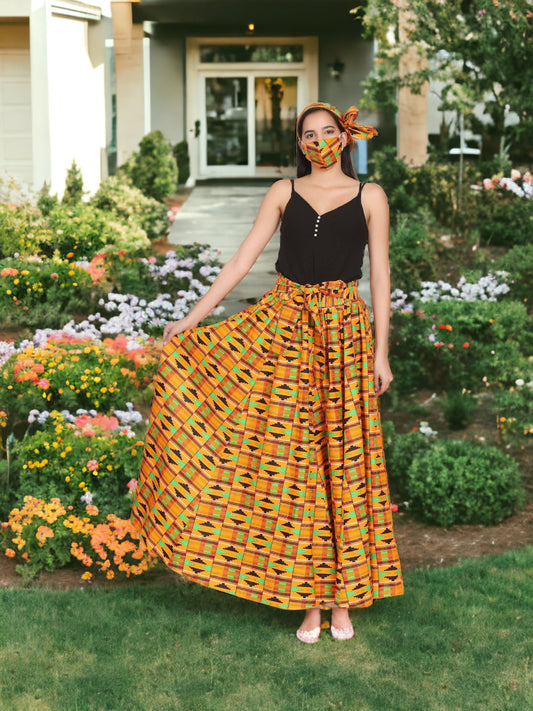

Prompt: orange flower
[{"left": 5, "top": 548, "right": 16, "bottom": 558}]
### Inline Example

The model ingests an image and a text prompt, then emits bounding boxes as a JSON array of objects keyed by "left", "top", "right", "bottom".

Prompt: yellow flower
[{"left": 81, "top": 571, "right": 93, "bottom": 580}]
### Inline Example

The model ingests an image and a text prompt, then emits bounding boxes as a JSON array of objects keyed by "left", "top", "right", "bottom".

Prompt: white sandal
[
  {"left": 296, "top": 626, "right": 321, "bottom": 644},
  {"left": 331, "top": 625, "right": 354, "bottom": 641}
]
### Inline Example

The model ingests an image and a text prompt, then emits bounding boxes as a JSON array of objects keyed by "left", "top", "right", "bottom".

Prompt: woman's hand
[
  {"left": 162, "top": 318, "right": 196, "bottom": 346},
  {"left": 373, "top": 353, "right": 393, "bottom": 397}
]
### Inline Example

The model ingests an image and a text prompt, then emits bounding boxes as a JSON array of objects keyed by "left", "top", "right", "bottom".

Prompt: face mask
[{"left": 300, "top": 135, "right": 343, "bottom": 169}]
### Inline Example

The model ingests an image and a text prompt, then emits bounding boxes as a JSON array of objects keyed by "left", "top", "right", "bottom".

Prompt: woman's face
[{"left": 300, "top": 110, "right": 347, "bottom": 147}]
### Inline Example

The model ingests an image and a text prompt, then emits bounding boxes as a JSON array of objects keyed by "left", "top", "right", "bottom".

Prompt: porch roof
[{"left": 132, "top": 0, "right": 364, "bottom": 32}]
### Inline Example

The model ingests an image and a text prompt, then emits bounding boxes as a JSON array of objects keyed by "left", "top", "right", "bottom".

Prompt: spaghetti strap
[
  {"left": 359, "top": 181, "right": 366, "bottom": 197},
  {"left": 290, "top": 178, "right": 295, "bottom": 192}
]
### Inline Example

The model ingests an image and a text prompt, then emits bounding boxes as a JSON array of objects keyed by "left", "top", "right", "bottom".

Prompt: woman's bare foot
[
  {"left": 331, "top": 607, "right": 354, "bottom": 640},
  {"left": 298, "top": 607, "right": 321, "bottom": 632},
  {"left": 296, "top": 607, "right": 321, "bottom": 644},
  {"left": 331, "top": 608, "right": 351, "bottom": 629}
]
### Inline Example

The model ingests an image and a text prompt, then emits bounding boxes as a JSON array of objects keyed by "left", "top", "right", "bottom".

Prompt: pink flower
[
  {"left": 511, "top": 169, "right": 521, "bottom": 180},
  {"left": 50, "top": 273, "right": 58, "bottom": 280},
  {"left": 87, "top": 460, "right": 98, "bottom": 471},
  {"left": 37, "top": 378, "right": 50, "bottom": 389},
  {"left": 483, "top": 178, "right": 494, "bottom": 190},
  {"left": 391, "top": 504, "right": 399, "bottom": 512},
  {"left": 127, "top": 478, "right": 138, "bottom": 490},
  {"left": 148, "top": 256, "right": 157, "bottom": 264}
]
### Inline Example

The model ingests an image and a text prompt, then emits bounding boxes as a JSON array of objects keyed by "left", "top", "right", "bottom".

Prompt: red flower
[
  {"left": 463, "top": 342, "right": 470, "bottom": 348},
  {"left": 391, "top": 504, "right": 399, "bottom": 513}
]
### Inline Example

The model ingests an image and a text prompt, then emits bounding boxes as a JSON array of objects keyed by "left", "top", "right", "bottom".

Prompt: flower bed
[{"left": 0, "top": 166, "right": 229, "bottom": 581}]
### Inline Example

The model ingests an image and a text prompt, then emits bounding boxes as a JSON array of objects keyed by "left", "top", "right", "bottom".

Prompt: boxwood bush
[
  {"left": 90, "top": 174, "right": 168, "bottom": 242},
  {"left": 407, "top": 440, "right": 525, "bottom": 527},
  {"left": 382, "top": 420, "right": 431, "bottom": 501}
]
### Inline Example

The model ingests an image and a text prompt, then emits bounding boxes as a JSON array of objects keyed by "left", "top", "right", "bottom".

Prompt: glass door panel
[
  {"left": 255, "top": 76, "right": 298, "bottom": 168},
  {"left": 205, "top": 77, "right": 248, "bottom": 166}
]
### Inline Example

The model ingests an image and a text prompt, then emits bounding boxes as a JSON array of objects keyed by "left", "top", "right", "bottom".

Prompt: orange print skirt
[{"left": 130, "top": 273, "right": 404, "bottom": 609}]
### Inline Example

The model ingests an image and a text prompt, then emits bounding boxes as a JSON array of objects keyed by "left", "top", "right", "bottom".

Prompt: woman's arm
[
  {"left": 163, "top": 180, "right": 290, "bottom": 344},
  {"left": 362, "top": 183, "right": 393, "bottom": 396}
]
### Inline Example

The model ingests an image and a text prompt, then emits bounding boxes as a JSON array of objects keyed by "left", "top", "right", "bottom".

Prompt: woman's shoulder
[
  {"left": 361, "top": 181, "right": 389, "bottom": 204},
  {"left": 263, "top": 179, "right": 293, "bottom": 208}
]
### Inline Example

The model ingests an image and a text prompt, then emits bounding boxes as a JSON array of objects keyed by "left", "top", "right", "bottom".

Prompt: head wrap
[{"left": 297, "top": 102, "right": 378, "bottom": 150}]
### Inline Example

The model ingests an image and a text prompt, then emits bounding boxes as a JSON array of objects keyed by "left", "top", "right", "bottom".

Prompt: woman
[{"left": 131, "top": 102, "right": 404, "bottom": 644}]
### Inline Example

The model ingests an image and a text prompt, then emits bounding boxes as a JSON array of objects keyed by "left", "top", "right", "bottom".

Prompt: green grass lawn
[{"left": 0, "top": 548, "right": 531, "bottom": 711}]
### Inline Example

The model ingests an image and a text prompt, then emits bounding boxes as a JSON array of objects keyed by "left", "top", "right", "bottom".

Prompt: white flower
[
  {"left": 515, "top": 379, "right": 525, "bottom": 387},
  {"left": 419, "top": 421, "right": 438, "bottom": 437}
]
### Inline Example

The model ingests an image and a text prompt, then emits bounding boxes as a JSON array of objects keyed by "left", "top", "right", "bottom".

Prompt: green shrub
[
  {"left": 13, "top": 412, "right": 143, "bottom": 517},
  {"left": 492, "top": 370, "right": 533, "bottom": 443},
  {"left": 62, "top": 160, "right": 84, "bottom": 205},
  {"left": 493, "top": 244, "right": 533, "bottom": 306},
  {"left": 390, "top": 213, "right": 440, "bottom": 294},
  {"left": 369, "top": 146, "right": 418, "bottom": 218},
  {"left": 41, "top": 203, "right": 114, "bottom": 259},
  {"left": 382, "top": 421, "right": 431, "bottom": 500},
  {"left": 37, "top": 182, "right": 59, "bottom": 217},
  {"left": 390, "top": 299, "right": 532, "bottom": 394},
  {"left": 407, "top": 440, "right": 525, "bottom": 527},
  {"left": 121, "top": 130, "right": 178, "bottom": 202},
  {"left": 90, "top": 174, "right": 168, "bottom": 241},
  {"left": 36, "top": 202, "right": 150, "bottom": 259},
  {"left": 173, "top": 140, "right": 190, "bottom": 185},
  {"left": 0, "top": 257, "right": 98, "bottom": 329},
  {"left": 439, "top": 389, "right": 477, "bottom": 429},
  {"left": 475, "top": 191, "right": 532, "bottom": 247},
  {"left": 0, "top": 202, "right": 45, "bottom": 259}
]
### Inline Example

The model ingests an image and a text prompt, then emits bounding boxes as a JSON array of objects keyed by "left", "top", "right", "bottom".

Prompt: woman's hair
[{"left": 296, "top": 106, "right": 357, "bottom": 179}]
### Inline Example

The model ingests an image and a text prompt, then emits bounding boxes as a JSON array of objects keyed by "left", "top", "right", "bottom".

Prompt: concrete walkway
[{"left": 168, "top": 183, "right": 371, "bottom": 318}]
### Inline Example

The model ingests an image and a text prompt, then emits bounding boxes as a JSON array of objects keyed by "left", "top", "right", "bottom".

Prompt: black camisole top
[{"left": 274, "top": 179, "right": 368, "bottom": 285}]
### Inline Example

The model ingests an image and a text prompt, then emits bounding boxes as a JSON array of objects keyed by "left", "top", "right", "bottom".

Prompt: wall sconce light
[{"left": 328, "top": 59, "right": 345, "bottom": 81}]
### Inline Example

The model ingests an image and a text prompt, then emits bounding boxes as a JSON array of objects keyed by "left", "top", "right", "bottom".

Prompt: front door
[
  {"left": 187, "top": 37, "right": 318, "bottom": 181},
  {"left": 200, "top": 72, "right": 300, "bottom": 177}
]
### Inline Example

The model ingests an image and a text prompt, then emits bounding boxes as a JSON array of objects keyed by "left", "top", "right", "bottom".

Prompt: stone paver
[{"left": 168, "top": 183, "right": 371, "bottom": 318}]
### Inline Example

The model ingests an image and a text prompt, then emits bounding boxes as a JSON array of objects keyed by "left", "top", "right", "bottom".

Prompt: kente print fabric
[
  {"left": 297, "top": 102, "right": 379, "bottom": 149},
  {"left": 131, "top": 273, "right": 404, "bottom": 610},
  {"left": 300, "top": 135, "right": 344, "bottom": 169}
]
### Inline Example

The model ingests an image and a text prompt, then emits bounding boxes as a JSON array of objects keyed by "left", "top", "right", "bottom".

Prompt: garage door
[{"left": 0, "top": 49, "right": 32, "bottom": 186}]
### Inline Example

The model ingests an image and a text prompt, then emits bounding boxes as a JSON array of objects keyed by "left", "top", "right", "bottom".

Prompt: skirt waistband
[{"left": 273, "top": 272, "right": 361, "bottom": 309}]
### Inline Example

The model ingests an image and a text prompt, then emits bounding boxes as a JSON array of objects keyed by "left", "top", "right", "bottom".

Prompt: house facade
[{"left": 0, "top": 0, "right": 431, "bottom": 196}]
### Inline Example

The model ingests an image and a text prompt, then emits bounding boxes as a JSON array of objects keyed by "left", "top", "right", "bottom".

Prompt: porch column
[
  {"left": 397, "top": 0, "right": 428, "bottom": 166},
  {"left": 111, "top": 0, "right": 145, "bottom": 166}
]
